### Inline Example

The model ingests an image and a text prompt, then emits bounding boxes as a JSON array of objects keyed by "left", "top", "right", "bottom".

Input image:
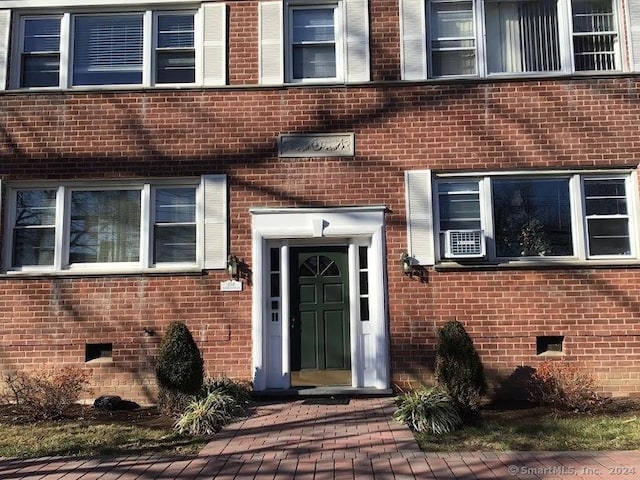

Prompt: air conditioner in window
[{"left": 444, "top": 230, "right": 486, "bottom": 259}]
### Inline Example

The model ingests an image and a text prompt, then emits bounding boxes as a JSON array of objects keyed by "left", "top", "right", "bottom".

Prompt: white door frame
[{"left": 250, "top": 206, "right": 390, "bottom": 391}]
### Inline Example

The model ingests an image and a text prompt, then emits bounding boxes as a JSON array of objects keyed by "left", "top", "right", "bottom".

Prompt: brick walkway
[{"left": 1, "top": 398, "right": 640, "bottom": 479}]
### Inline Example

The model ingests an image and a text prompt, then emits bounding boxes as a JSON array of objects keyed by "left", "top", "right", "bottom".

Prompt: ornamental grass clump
[
  {"left": 394, "top": 387, "right": 462, "bottom": 435},
  {"left": 435, "top": 320, "right": 487, "bottom": 421},
  {"left": 174, "top": 377, "right": 251, "bottom": 436},
  {"left": 173, "top": 388, "right": 239, "bottom": 436}
]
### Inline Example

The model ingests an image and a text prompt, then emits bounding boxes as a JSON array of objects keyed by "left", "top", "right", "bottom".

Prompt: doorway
[{"left": 290, "top": 247, "right": 351, "bottom": 386}]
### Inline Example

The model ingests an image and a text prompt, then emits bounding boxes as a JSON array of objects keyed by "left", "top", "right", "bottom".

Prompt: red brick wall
[{"left": 0, "top": 0, "right": 639, "bottom": 402}]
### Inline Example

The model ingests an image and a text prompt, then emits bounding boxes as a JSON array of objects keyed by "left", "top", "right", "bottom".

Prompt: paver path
[{"left": 1, "top": 397, "right": 640, "bottom": 479}]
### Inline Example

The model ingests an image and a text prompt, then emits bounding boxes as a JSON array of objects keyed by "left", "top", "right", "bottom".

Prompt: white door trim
[{"left": 250, "top": 206, "right": 389, "bottom": 391}]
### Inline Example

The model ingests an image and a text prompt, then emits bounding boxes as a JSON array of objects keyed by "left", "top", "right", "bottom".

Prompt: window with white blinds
[
  {"left": 4, "top": 176, "right": 229, "bottom": 274},
  {"left": 416, "top": 0, "right": 621, "bottom": 78},
  {"left": 10, "top": 5, "right": 226, "bottom": 89},
  {"left": 73, "top": 14, "right": 144, "bottom": 86}
]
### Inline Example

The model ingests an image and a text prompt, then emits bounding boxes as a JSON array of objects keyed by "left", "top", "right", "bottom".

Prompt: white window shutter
[
  {"left": 202, "top": 174, "right": 228, "bottom": 270},
  {"left": 399, "top": 0, "right": 427, "bottom": 80},
  {"left": 202, "top": 2, "right": 227, "bottom": 86},
  {"left": 345, "top": 0, "right": 370, "bottom": 83},
  {"left": 0, "top": 10, "right": 10, "bottom": 91},
  {"left": 405, "top": 170, "right": 435, "bottom": 266},
  {"left": 629, "top": 0, "right": 640, "bottom": 71},
  {"left": 259, "top": 1, "right": 284, "bottom": 85}
]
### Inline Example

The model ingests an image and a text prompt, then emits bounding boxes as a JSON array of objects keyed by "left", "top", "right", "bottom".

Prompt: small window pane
[
  {"left": 493, "top": 179, "right": 572, "bottom": 257},
  {"left": 431, "top": 1, "right": 476, "bottom": 76},
  {"left": 587, "top": 218, "right": 630, "bottom": 255},
  {"left": 73, "top": 15, "right": 143, "bottom": 86},
  {"left": 293, "top": 45, "right": 336, "bottom": 79},
  {"left": 291, "top": 8, "right": 336, "bottom": 80},
  {"left": 13, "top": 229, "right": 55, "bottom": 267},
  {"left": 22, "top": 55, "right": 60, "bottom": 88},
  {"left": 24, "top": 18, "right": 61, "bottom": 52},
  {"left": 270, "top": 248, "right": 281, "bottom": 272},
  {"left": 270, "top": 273, "right": 280, "bottom": 297},
  {"left": 70, "top": 190, "right": 141, "bottom": 263},
  {"left": 358, "top": 246, "right": 368, "bottom": 269},
  {"left": 155, "top": 188, "right": 195, "bottom": 223},
  {"left": 292, "top": 9, "right": 335, "bottom": 42},
  {"left": 156, "top": 51, "right": 195, "bottom": 83},
  {"left": 154, "top": 188, "right": 196, "bottom": 263},
  {"left": 15, "top": 190, "right": 57, "bottom": 226},
  {"left": 572, "top": 0, "right": 617, "bottom": 71},
  {"left": 157, "top": 15, "right": 194, "bottom": 48},
  {"left": 359, "top": 272, "right": 369, "bottom": 295},
  {"left": 154, "top": 225, "right": 196, "bottom": 262},
  {"left": 438, "top": 182, "right": 481, "bottom": 232},
  {"left": 156, "top": 14, "right": 195, "bottom": 84},
  {"left": 360, "top": 298, "right": 370, "bottom": 321},
  {"left": 22, "top": 18, "right": 61, "bottom": 88}
]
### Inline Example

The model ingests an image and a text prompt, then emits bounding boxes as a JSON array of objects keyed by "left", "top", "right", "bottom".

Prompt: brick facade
[{"left": 1, "top": 0, "right": 639, "bottom": 403}]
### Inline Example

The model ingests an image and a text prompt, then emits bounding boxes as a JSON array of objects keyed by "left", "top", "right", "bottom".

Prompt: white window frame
[
  {"left": 152, "top": 10, "right": 198, "bottom": 86},
  {"left": 285, "top": 1, "right": 344, "bottom": 83},
  {"left": 434, "top": 170, "right": 638, "bottom": 263},
  {"left": 423, "top": 0, "right": 622, "bottom": 79},
  {"left": 3, "top": 178, "right": 204, "bottom": 274},
  {"left": 10, "top": 7, "right": 201, "bottom": 89}
]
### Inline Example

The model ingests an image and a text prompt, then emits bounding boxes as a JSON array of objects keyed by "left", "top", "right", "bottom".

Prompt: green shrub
[
  {"left": 529, "top": 361, "right": 607, "bottom": 412},
  {"left": 155, "top": 321, "right": 204, "bottom": 414},
  {"left": 394, "top": 387, "right": 462, "bottom": 435},
  {"left": 173, "top": 388, "right": 239, "bottom": 436},
  {"left": 1, "top": 367, "right": 92, "bottom": 421},
  {"left": 435, "top": 320, "right": 487, "bottom": 420}
]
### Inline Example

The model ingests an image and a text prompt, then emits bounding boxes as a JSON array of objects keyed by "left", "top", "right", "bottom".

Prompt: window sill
[
  {"left": 434, "top": 258, "right": 640, "bottom": 271},
  {"left": 1, "top": 266, "right": 207, "bottom": 278}
]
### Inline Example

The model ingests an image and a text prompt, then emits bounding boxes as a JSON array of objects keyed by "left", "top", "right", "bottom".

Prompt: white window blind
[
  {"left": 485, "top": 0, "right": 560, "bottom": 74},
  {"left": 73, "top": 14, "right": 143, "bottom": 86}
]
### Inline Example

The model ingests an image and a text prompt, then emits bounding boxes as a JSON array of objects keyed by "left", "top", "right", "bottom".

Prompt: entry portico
[{"left": 250, "top": 206, "right": 390, "bottom": 392}]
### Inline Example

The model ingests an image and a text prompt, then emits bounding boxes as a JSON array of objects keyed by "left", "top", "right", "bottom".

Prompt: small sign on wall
[
  {"left": 220, "top": 280, "right": 243, "bottom": 292},
  {"left": 278, "top": 133, "right": 355, "bottom": 158}
]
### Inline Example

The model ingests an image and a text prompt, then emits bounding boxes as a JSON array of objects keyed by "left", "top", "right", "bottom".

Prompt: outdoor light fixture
[
  {"left": 401, "top": 252, "right": 414, "bottom": 275},
  {"left": 227, "top": 254, "right": 240, "bottom": 280}
]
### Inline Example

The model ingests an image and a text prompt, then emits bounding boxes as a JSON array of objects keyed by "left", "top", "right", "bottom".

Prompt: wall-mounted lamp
[
  {"left": 143, "top": 327, "right": 156, "bottom": 336},
  {"left": 401, "top": 252, "right": 414, "bottom": 275},
  {"left": 227, "top": 254, "right": 240, "bottom": 280}
]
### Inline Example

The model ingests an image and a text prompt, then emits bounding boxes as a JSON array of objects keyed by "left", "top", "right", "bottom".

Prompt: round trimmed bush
[
  {"left": 435, "top": 320, "right": 487, "bottom": 420},
  {"left": 156, "top": 321, "right": 204, "bottom": 403}
]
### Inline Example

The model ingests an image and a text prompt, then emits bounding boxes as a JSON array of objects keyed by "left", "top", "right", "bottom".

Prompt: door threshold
[{"left": 253, "top": 386, "right": 394, "bottom": 399}]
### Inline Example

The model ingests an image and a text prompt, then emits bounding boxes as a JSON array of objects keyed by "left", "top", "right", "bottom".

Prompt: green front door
[{"left": 290, "top": 247, "right": 351, "bottom": 386}]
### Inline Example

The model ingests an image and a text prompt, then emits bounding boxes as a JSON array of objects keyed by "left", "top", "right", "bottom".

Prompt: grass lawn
[
  {"left": 415, "top": 399, "right": 640, "bottom": 452},
  {"left": 0, "top": 405, "right": 210, "bottom": 459}
]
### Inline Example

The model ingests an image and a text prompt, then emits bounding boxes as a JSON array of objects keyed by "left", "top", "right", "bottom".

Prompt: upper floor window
[
  {"left": 405, "top": 169, "right": 638, "bottom": 266},
  {"left": 258, "top": 0, "right": 369, "bottom": 85},
  {"left": 289, "top": 5, "right": 340, "bottom": 81},
  {"left": 401, "top": 0, "right": 622, "bottom": 79},
  {"left": 7, "top": 4, "right": 226, "bottom": 89},
  {"left": 20, "top": 16, "right": 61, "bottom": 88},
  {"left": 4, "top": 176, "right": 228, "bottom": 274}
]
